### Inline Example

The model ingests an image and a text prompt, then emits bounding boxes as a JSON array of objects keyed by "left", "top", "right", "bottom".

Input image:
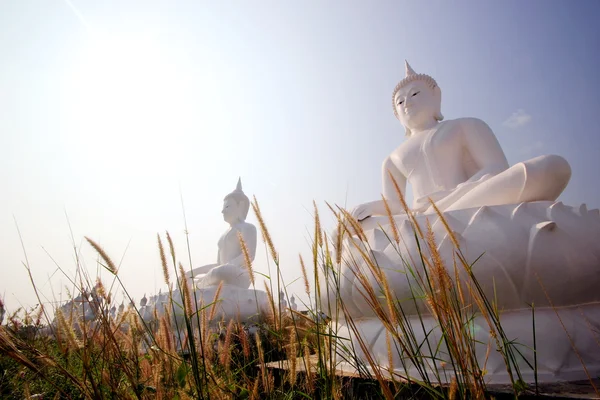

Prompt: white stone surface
[
  {"left": 325, "top": 62, "right": 600, "bottom": 383},
  {"left": 142, "top": 284, "right": 269, "bottom": 323}
]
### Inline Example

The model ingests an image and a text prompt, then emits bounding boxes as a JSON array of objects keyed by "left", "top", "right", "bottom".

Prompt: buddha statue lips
[{"left": 328, "top": 61, "right": 600, "bottom": 384}]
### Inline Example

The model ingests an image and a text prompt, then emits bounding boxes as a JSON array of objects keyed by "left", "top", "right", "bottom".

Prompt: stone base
[
  {"left": 333, "top": 302, "right": 600, "bottom": 384},
  {"left": 140, "top": 285, "right": 270, "bottom": 324},
  {"left": 191, "top": 285, "right": 270, "bottom": 322},
  {"left": 323, "top": 200, "right": 600, "bottom": 384}
]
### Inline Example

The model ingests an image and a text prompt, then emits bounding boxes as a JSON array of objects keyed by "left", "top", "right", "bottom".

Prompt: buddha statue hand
[
  {"left": 185, "top": 263, "right": 218, "bottom": 280},
  {"left": 351, "top": 199, "right": 407, "bottom": 221},
  {"left": 351, "top": 202, "right": 376, "bottom": 221}
]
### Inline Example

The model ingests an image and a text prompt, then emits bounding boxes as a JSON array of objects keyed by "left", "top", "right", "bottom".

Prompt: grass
[{"left": 0, "top": 189, "right": 597, "bottom": 399}]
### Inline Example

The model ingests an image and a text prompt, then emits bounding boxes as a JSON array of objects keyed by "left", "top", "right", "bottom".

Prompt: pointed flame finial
[
  {"left": 405, "top": 60, "right": 416, "bottom": 77},
  {"left": 235, "top": 177, "right": 243, "bottom": 192}
]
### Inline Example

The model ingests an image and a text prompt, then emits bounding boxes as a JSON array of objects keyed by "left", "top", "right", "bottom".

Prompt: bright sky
[{"left": 2, "top": 1, "right": 600, "bottom": 313}]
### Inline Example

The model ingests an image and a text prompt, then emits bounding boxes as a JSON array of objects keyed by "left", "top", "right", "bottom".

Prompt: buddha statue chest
[
  {"left": 217, "top": 227, "right": 243, "bottom": 264},
  {"left": 391, "top": 120, "right": 478, "bottom": 202}
]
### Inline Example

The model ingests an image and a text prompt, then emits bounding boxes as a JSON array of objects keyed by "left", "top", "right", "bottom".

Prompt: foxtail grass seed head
[
  {"left": 237, "top": 231, "right": 255, "bottom": 286},
  {"left": 178, "top": 262, "right": 193, "bottom": 316},
  {"left": 252, "top": 196, "right": 279, "bottom": 263},
  {"left": 85, "top": 237, "right": 117, "bottom": 274},
  {"left": 340, "top": 208, "right": 367, "bottom": 243},
  {"left": 288, "top": 329, "right": 297, "bottom": 386},
  {"left": 386, "top": 169, "right": 410, "bottom": 214},
  {"left": 429, "top": 199, "right": 460, "bottom": 249},
  {"left": 313, "top": 200, "right": 323, "bottom": 248},
  {"left": 382, "top": 195, "right": 400, "bottom": 245},
  {"left": 209, "top": 282, "right": 224, "bottom": 321},
  {"left": 303, "top": 341, "right": 314, "bottom": 393},
  {"left": 157, "top": 234, "right": 170, "bottom": 285},
  {"left": 165, "top": 231, "right": 176, "bottom": 265},
  {"left": 386, "top": 329, "right": 395, "bottom": 373},
  {"left": 336, "top": 219, "right": 344, "bottom": 265},
  {"left": 219, "top": 319, "right": 234, "bottom": 369},
  {"left": 264, "top": 282, "right": 276, "bottom": 320},
  {"left": 35, "top": 304, "right": 44, "bottom": 326},
  {"left": 56, "top": 309, "right": 80, "bottom": 349},
  {"left": 251, "top": 375, "right": 260, "bottom": 400},
  {"left": 240, "top": 325, "right": 251, "bottom": 358},
  {"left": 299, "top": 255, "right": 310, "bottom": 296},
  {"left": 94, "top": 278, "right": 106, "bottom": 300}
]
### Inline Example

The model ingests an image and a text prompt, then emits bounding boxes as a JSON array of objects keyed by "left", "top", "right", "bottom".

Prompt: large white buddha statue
[
  {"left": 351, "top": 61, "right": 571, "bottom": 221},
  {"left": 186, "top": 178, "right": 257, "bottom": 289},
  {"left": 326, "top": 62, "right": 600, "bottom": 384}
]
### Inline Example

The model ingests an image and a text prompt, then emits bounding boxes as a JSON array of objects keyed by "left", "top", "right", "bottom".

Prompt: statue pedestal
[
  {"left": 191, "top": 285, "right": 270, "bottom": 322},
  {"left": 333, "top": 303, "right": 600, "bottom": 384},
  {"left": 141, "top": 285, "right": 270, "bottom": 324},
  {"left": 324, "top": 201, "right": 600, "bottom": 383}
]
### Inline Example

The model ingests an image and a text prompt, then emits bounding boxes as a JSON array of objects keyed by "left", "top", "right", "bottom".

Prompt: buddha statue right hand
[{"left": 351, "top": 203, "right": 375, "bottom": 221}]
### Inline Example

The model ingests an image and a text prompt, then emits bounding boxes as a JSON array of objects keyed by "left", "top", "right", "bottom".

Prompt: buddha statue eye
[
  {"left": 412, "top": 91, "right": 420, "bottom": 97},
  {"left": 398, "top": 100, "right": 404, "bottom": 105}
]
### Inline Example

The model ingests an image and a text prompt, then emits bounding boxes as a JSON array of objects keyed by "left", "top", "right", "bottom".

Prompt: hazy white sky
[{"left": 2, "top": 1, "right": 600, "bottom": 312}]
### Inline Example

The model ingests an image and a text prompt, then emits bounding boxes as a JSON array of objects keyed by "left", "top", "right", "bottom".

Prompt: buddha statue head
[
  {"left": 222, "top": 178, "right": 250, "bottom": 224},
  {"left": 392, "top": 61, "right": 444, "bottom": 136}
]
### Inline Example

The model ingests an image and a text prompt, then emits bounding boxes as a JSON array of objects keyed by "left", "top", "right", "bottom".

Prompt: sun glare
[{"left": 62, "top": 34, "right": 199, "bottom": 176}]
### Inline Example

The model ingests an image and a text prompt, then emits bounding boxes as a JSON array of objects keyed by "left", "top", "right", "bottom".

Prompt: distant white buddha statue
[
  {"left": 351, "top": 61, "right": 571, "bottom": 221},
  {"left": 186, "top": 178, "right": 257, "bottom": 289},
  {"left": 279, "top": 290, "right": 287, "bottom": 310}
]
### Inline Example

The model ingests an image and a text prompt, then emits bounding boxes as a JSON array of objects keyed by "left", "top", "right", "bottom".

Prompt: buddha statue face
[
  {"left": 394, "top": 80, "right": 440, "bottom": 133},
  {"left": 222, "top": 198, "right": 244, "bottom": 224},
  {"left": 222, "top": 178, "right": 250, "bottom": 225}
]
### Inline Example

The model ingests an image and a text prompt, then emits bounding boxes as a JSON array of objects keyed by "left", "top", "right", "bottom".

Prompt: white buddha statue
[
  {"left": 142, "top": 179, "right": 268, "bottom": 324},
  {"left": 351, "top": 61, "right": 571, "bottom": 221},
  {"left": 326, "top": 61, "right": 600, "bottom": 384},
  {"left": 186, "top": 178, "right": 257, "bottom": 289}
]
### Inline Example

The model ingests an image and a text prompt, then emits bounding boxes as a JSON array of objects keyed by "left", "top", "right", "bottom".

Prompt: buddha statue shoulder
[
  {"left": 186, "top": 178, "right": 257, "bottom": 289},
  {"left": 351, "top": 61, "right": 571, "bottom": 221}
]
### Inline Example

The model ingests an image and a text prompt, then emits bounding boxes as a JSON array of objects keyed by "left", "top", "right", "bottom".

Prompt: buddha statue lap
[{"left": 324, "top": 62, "right": 600, "bottom": 384}]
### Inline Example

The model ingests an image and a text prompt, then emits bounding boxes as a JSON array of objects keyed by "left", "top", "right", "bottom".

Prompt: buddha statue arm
[
  {"left": 422, "top": 118, "right": 510, "bottom": 212},
  {"left": 352, "top": 156, "right": 407, "bottom": 220},
  {"left": 185, "top": 263, "right": 219, "bottom": 279}
]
